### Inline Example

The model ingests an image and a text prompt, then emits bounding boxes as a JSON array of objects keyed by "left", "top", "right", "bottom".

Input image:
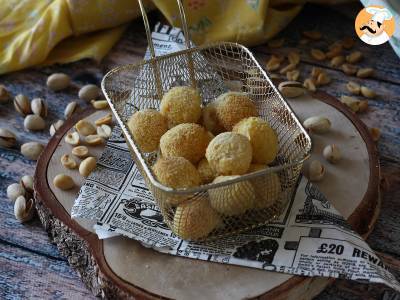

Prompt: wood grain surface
[{"left": 0, "top": 3, "right": 399, "bottom": 299}]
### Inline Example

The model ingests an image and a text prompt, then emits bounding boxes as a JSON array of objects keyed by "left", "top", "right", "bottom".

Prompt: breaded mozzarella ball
[
  {"left": 160, "top": 86, "right": 202, "bottom": 128},
  {"left": 233, "top": 117, "right": 278, "bottom": 164},
  {"left": 197, "top": 158, "right": 216, "bottom": 184},
  {"left": 152, "top": 156, "right": 201, "bottom": 206},
  {"left": 247, "top": 164, "right": 281, "bottom": 209},
  {"left": 173, "top": 198, "right": 220, "bottom": 240},
  {"left": 215, "top": 92, "right": 258, "bottom": 131},
  {"left": 152, "top": 156, "right": 201, "bottom": 189},
  {"left": 160, "top": 123, "right": 211, "bottom": 164},
  {"left": 127, "top": 109, "right": 168, "bottom": 153},
  {"left": 206, "top": 132, "right": 252, "bottom": 175},
  {"left": 208, "top": 175, "right": 255, "bottom": 216}
]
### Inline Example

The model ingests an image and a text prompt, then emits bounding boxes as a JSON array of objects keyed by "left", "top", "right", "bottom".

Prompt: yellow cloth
[{"left": 0, "top": 0, "right": 334, "bottom": 74}]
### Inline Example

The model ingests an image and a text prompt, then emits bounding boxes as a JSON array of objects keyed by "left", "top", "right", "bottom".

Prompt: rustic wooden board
[{"left": 34, "top": 91, "right": 380, "bottom": 299}]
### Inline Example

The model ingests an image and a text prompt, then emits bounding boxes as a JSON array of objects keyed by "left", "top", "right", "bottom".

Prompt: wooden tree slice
[{"left": 34, "top": 92, "right": 380, "bottom": 300}]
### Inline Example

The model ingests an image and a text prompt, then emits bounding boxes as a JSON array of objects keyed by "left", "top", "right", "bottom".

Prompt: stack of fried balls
[{"left": 127, "top": 86, "right": 280, "bottom": 240}]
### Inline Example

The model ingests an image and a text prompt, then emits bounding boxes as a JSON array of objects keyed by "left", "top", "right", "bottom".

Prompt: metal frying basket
[{"left": 102, "top": 0, "right": 312, "bottom": 241}]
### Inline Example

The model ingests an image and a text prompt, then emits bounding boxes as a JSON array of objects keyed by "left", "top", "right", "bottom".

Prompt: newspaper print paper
[{"left": 71, "top": 23, "right": 400, "bottom": 292}]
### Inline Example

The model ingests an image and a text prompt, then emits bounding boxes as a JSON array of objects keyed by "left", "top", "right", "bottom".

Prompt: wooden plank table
[{"left": 0, "top": 3, "right": 399, "bottom": 299}]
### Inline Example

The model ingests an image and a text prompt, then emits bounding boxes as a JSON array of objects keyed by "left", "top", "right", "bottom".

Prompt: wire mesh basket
[{"left": 102, "top": 0, "right": 312, "bottom": 241}]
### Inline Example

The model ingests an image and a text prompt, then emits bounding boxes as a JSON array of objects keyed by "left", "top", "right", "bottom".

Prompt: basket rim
[{"left": 101, "top": 41, "right": 312, "bottom": 195}]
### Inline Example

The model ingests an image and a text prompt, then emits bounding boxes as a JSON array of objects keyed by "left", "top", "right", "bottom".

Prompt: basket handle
[{"left": 137, "top": 0, "right": 196, "bottom": 89}]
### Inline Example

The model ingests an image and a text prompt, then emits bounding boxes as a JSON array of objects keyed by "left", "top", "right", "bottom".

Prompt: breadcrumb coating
[
  {"left": 160, "top": 123, "right": 211, "bottom": 164},
  {"left": 206, "top": 132, "right": 252, "bottom": 175},
  {"left": 197, "top": 158, "right": 216, "bottom": 184},
  {"left": 173, "top": 198, "right": 220, "bottom": 240},
  {"left": 127, "top": 109, "right": 168, "bottom": 153},
  {"left": 209, "top": 175, "right": 255, "bottom": 216},
  {"left": 247, "top": 164, "right": 281, "bottom": 209},
  {"left": 233, "top": 117, "right": 278, "bottom": 164},
  {"left": 152, "top": 156, "right": 201, "bottom": 206},
  {"left": 152, "top": 156, "right": 201, "bottom": 189},
  {"left": 160, "top": 86, "right": 202, "bottom": 128},
  {"left": 215, "top": 92, "right": 257, "bottom": 131}
]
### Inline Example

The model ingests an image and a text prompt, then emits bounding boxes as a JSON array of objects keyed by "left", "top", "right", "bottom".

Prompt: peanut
[
  {"left": 65, "top": 132, "right": 80, "bottom": 145},
  {"left": 310, "top": 49, "right": 326, "bottom": 61},
  {"left": 330, "top": 56, "right": 345, "bottom": 67},
  {"left": 75, "top": 120, "right": 96, "bottom": 136},
  {"left": 53, "top": 174, "right": 75, "bottom": 190},
  {"left": 340, "top": 95, "right": 360, "bottom": 112},
  {"left": 316, "top": 72, "right": 331, "bottom": 86},
  {"left": 309, "top": 160, "right": 325, "bottom": 182},
  {"left": 97, "top": 124, "right": 112, "bottom": 139},
  {"left": 95, "top": 113, "right": 112, "bottom": 126},
  {"left": 303, "top": 78, "right": 316, "bottom": 92},
  {"left": 91, "top": 100, "right": 109, "bottom": 110},
  {"left": 85, "top": 134, "right": 104, "bottom": 146},
  {"left": 360, "top": 86, "right": 376, "bottom": 98},
  {"left": 288, "top": 51, "right": 300, "bottom": 65},
  {"left": 79, "top": 157, "right": 97, "bottom": 177},
  {"left": 279, "top": 64, "right": 296, "bottom": 75},
  {"left": 266, "top": 56, "right": 281, "bottom": 72},
  {"left": 72, "top": 145, "right": 89, "bottom": 158},
  {"left": 357, "top": 68, "right": 374, "bottom": 78},
  {"left": 346, "top": 81, "right": 361, "bottom": 95},
  {"left": 60, "top": 154, "right": 78, "bottom": 169},
  {"left": 323, "top": 144, "right": 341, "bottom": 164},
  {"left": 286, "top": 70, "right": 300, "bottom": 81},
  {"left": 341, "top": 64, "right": 358, "bottom": 75},
  {"left": 346, "top": 51, "right": 363, "bottom": 64}
]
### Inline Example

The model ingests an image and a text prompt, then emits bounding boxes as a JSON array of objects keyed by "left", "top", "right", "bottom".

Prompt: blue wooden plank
[{"left": 0, "top": 242, "right": 95, "bottom": 300}]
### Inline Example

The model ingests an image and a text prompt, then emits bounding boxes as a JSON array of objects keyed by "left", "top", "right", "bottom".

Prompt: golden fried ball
[
  {"left": 202, "top": 102, "right": 225, "bottom": 135},
  {"left": 173, "top": 198, "right": 220, "bottom": 240},
  {"left": 197, "top": 158, "right": 216, "bottom": 184},
  {"left": 127, "top": 109, "right": 168, "bottom": 153},
  {"left": 206, "top": 132, "right": 252, "bottom": 175},
  {"left": 215, "top": 92, "right": 258, "bottom": 131},
  {"left": 160, "top": 123, "right": 211, "bottom": 164},
  {"left": 233, "top": 117, "right": 278, "bottom": 164},
  {"left": 160, "top": 86, "right": 202, "bottom": 128},
  {"left": 208, "top": 175, "right": 255, "bottom": 216},
  {"left": 152, "top": 157, "right": 201, "bottom": 206},
  {"left": 246, "top": 164, "right": 281, "bottom": 209}
]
